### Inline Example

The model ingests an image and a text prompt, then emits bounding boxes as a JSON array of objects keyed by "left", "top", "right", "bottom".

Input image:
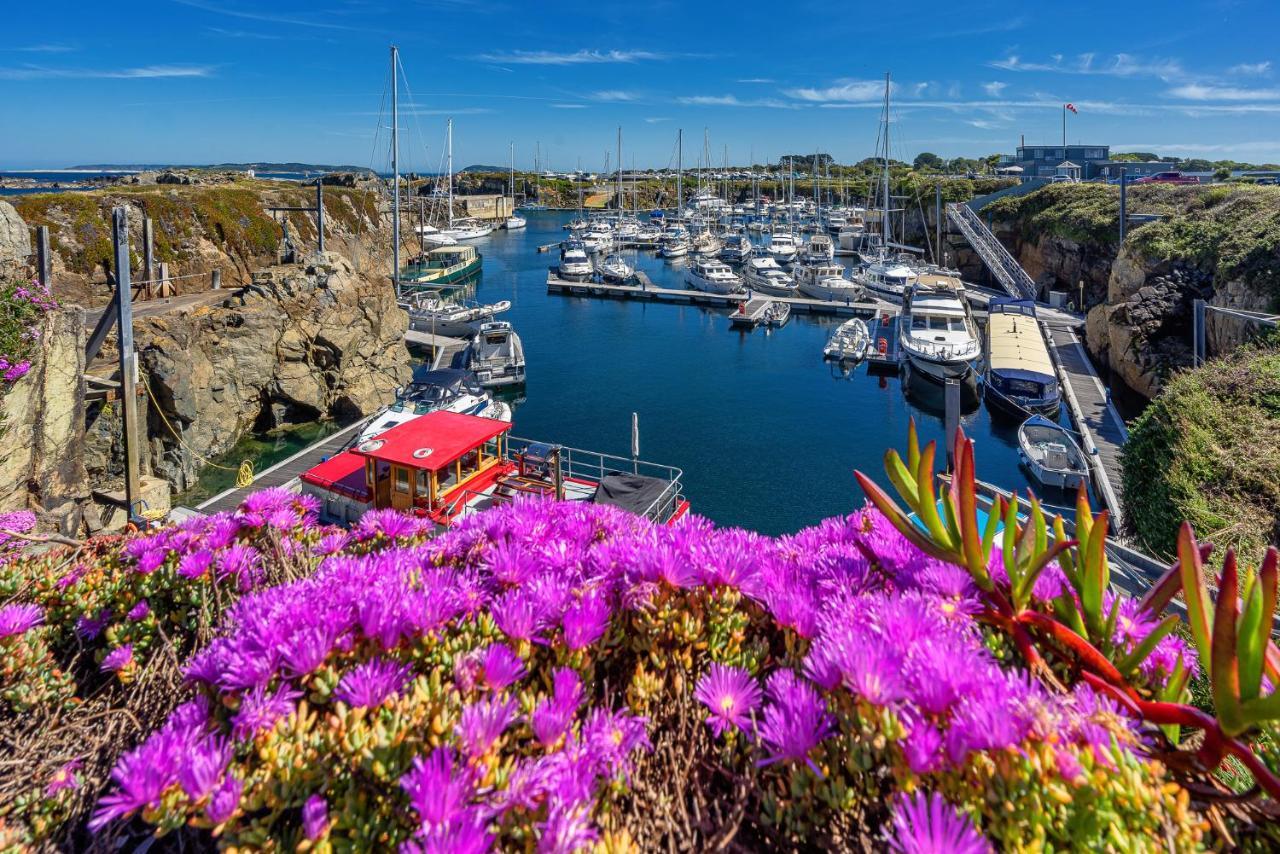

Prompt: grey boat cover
[{"left": 592, "top": 474, "right": 671, "bottom": 516}]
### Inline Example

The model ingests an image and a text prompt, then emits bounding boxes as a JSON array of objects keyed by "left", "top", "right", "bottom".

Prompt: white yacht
[
  {"left": 358, "top": 367, "right": 509, "bottom": 444},
  {"left": 598, "top": 252, "right": 635, "bottom": 284},
  {"left": 467, "top": 321, "right": 526, "bottom": 388},
  {"left": 419, "top": 225, "right": 458, "bottom": 247},
  {"left": 660, "top": 227, "right": 690, "bottom": 259},
  {"left": 686, "top": 258, "right": 742, "bottom": 294},
  {"left": 899, "top": 273, "right": 982, "bottom": 382},
  {"left": 406, "top": 296, "right": 511, "bottom": 338},
  {"left": 800, "top": 233, "right": 835, "bottom": 264},
  {"left": 505, "top": 214, "right": 527, "bottom": 230},
  {"left": 766, "top": 231, "right": 799, "bottom": 264},
  {"left": 743, "top": 256, "right": 797, "bottom": 296},
  {"left": 634, "top": 224, "right": 663, "bottom": 247},
  {"left": 795, "top": 261, "right": 863, "bottom": 302},
  {"left": 719, "top": 234, "right": 753, "bottom": 264},
  {"left": 692, "top": 230, "right": 722, "bottom": 257},
  {"left": 557, "top": 239, "right": 593, "bottom": 280},
  {"left": 441, "top": 219, "right": 494, "bottom": 241},
  {"left": 855, "top": 251, "right": 919, "bottom": 300},
  {"left": 581, "top": 222, "right": 614, "bottom": 254}
]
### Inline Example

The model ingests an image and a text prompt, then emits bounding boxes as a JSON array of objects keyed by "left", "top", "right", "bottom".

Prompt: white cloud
[
  {"left": 173, "top": 0, "right": 361, "bottom": 31},
  {"left": 1114, "top": 141, "right": 1280, "bottom": 155},
  {"left": 590, "top": 90, "right": 638, "bottom": 101},
  {"left": 990, "top": 52, "right": 1184, "bottom": 81},
  {"left": 644, "top": 116, "right": 671, "bottom": 123},
  {"left": 11, "top": 43, "right": 75, "bottom": 53},
  {"left": 1169, "top": 83, "right": 1280, "bottom": 101},
  {"left": 676, "top": 94, "right": 794, "bottom": 108},
  {"left": 474, "top": 49, "right": 667, "bottom": 65},
  {"left": 784, "top": 78, "right": 888, "bottom": 102},
  {"left": 0, "top": 64, "right": 214, "bottom": 80},
  {"left": 983, "top": 81, "right": 1007, "bottom": 97},
  {"left": 550, "top": 103, "right": 588, "bottom": 109},
  {"left": 1229, "top": 61, "right": 1271, "bottom": 76},
  {"left": 737, "top": 78, "right": 774, "bottom": 84}
]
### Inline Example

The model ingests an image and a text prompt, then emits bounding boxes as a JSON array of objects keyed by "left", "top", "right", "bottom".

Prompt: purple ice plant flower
[
  {"left": 204, "top": 774, "right": 242, "bottom": 824},
  {"left": 127, "top": 599, "right": 150, "bottom": 621},
  {"left": 178, "top": 548, "right": 214, "bottom": 579},
  {"left": 334, "top": 657, "right": 412, "bottom": 708},
  {"left": 756, "top": 671, "right": 833, "bottom": 776},
  {"left": 694, "top": 663, "right": 762, "bottom": 738},
  {"left": 302, "top": 793, "right": 330, "bottom": 841},
  {"left": 901, "top": 719, "right": 946, "bottom": 775},
  {"left": 579, "top": 707, "right": 651, "bottom": 780},
  {"left": 316, "top": 531, "right": 351, "bottom": 556},
  {"left": 76, "top": 609, "right": 109, "bottom": 640},
  {"left": 134, "top": 547, "right": 168, "bottom": 575},
  {"left": 0, "top": 603, "right": 43, "bottom": 638},
  {"left": 231, "top": 683, "right": 301, "bottom": 740},
  {"left": 885, "top": 791, "right": 992, "bottom": 854},
  {"left": 178, "top": 735, "right": 232, "bottom": 801},
  {"left": 561, "top": 589, "right": 611, "bottom": 650},
  {"left": 403, "top": 811, "right": 493, "bottom": 854},
  {"left": 531, "top": 667, "right": 583, "bottom": 747},
  {"left": 490, "top": 589, "right": 547, "bottom": 643},
  {"left": 456, "top": 696, "right": 519, "bottom": 757},
  {"left": 480, "top": 643, "right": 526, "bottom": 692},
  {"left": 217, "top": 543, "right": 262, "bottom": 590},
  {"left": 400, "top": 746, "right": 475, "bottom": 828},
  {"left": 44, "top": 759, "right": 82, "bottom": 797},
  {"left": 539, "top": 804, "right": 599, "bottom": 854},
  {"left": 356, "top": 507, "right": 422, "bottom": 541},
  {"left": 100, "top": 644, "right": 134, "bottom": 673}
]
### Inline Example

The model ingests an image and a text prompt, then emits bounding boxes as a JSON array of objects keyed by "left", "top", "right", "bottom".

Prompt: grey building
[{"left": 997, "top": 145, "right": 1176, "bottom": 180}]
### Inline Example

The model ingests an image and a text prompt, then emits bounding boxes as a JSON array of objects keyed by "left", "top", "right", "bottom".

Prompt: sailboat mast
[
  {"left": 676, "top": 128, "right": 683, "bottom": 216},
  {"left": 390, "top": 45, "right": 400, "bottom": 298},
  {"left": 447, "top": 118, "right": 454, "bottom": 229},
  {"left": 509, "top": 141, "right": 515, "bottom": 199},
  {"left": 616, "top": 126, "right": 622, "bottom": 215},
  {"left": 881, "top": 72, "right": 892, "bottom": 246}
]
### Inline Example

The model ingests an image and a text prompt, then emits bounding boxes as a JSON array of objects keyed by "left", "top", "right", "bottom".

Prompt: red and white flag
[{"left": 1065, "top": 103, "right": 1078, "bottom": 114}]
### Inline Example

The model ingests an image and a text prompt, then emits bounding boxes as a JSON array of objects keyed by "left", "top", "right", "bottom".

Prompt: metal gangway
[{"left": 946, "top": 202, "right": 1037, "bottom": 300}]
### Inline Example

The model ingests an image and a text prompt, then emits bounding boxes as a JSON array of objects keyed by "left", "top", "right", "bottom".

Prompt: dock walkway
[
  {"left": 404, "top": 329, "right": 469, "bottom": 369},
  {"left": 195, "top": 419, "right": 368, "bottom": 515},
  {"left": 729, "top": 297, "right": 773, "bottom": 327}
]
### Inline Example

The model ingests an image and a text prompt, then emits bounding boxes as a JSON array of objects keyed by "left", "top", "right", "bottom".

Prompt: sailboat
[
  {"left": 439, "top": 119, "right": 493, "bottom": 241},
  {"left": 505, "top": 141, "right": 526, "bottom": 230}
]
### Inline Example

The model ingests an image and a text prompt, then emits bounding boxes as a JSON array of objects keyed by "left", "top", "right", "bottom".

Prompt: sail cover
[{"left": 592, "top": 474, "right": 671, "bottom": 517}]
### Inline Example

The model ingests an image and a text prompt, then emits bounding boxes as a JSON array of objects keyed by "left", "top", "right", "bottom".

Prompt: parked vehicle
[{"left": 1133, "top": 171, "right": 1200, "bottom": 185}]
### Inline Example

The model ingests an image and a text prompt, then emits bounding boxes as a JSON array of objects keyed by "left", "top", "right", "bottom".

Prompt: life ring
[{"left": 877, "top": 338, "right": 888, "bottom": 355}]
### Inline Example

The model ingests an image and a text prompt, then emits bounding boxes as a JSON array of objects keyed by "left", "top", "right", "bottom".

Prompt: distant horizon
[{"left": 4, "top": 0, "right": 1279, "bottom": 168}]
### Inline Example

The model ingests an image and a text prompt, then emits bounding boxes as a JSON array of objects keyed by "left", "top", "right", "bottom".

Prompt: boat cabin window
[
  {"left": 911, "top": 316, "right": 928, "bottom": 330},
  {"left": 395, "top": 466, "right": 410, "bottom": 494},
  {"left": 416, "top": 469, "right": 430, "bottom": 496}
]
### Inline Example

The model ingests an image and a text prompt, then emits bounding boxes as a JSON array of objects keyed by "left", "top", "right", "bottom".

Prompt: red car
[{"left": 1133, "top": 171, "right": 1200, "bottom": 185}]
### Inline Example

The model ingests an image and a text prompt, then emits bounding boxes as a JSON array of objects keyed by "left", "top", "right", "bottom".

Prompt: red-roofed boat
[{"left": 300, "top": 411, "right": 690, "bottom": 528}]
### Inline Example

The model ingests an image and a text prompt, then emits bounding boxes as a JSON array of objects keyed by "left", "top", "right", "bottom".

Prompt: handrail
[{"left": 945, "top": 203, "right": 1036, "bottom": 300}]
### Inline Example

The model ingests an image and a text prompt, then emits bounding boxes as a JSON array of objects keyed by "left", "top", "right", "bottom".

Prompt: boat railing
[
  {"left": 904, "top": 336, "right": 981, "bottom": 361},
  {"left": 506, "top": 435, "right": 685, "bottom": 523}
]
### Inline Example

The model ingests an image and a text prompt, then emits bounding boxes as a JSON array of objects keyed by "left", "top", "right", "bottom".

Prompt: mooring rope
[{"left": 138, "top": 373, "right": 255, "bottom": 488}]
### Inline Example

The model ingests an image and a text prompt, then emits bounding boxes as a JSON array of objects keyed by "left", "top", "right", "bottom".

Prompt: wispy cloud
[
  {"left": 990, "top": 52, "right": 1185, "bottom": 81},
  {"left": 206, "top": 26, "right": 282, "bottom": 40},
  {"left": 737, "top": 78, "right": 774, "bottom": 84},
  {"left": 0, "top": 63, "right": 215, "bottom": 80},
  {"left": 551, "top": 103, "right": 588, "bottom": 109},
  {"left": 1228, "top": 61, "right": 1271, "bottom": 76},
  {"left": 474, "top": 49, "right": 667, "bottom": 65},
  {"left": 676, "top": 94, "right": 795, "bottom": 109},
  {"left": 590, "top": 90, "right": 638, "bottom": 101},
  {"left": 10, "top": 43, "right": 75, "bottom": 53},
  {"left": 784, "top": 78, "right": 887, "bottom": 102},
  {"left": 982, "top": 81, "right": 1007, "bottom": 97},
  {"left": 644, "top": 116, "right": 670, "bottom": 123},
  {"left": 173, "top": 0, "right": 363, "bottom": 30},
  {"left": 1168, "top": 83, "right": 1280, "bottom": 101}
]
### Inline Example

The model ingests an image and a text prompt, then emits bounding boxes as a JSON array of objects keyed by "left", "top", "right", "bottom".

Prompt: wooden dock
[
  {"left": 1042, "top": 321, "right": 1128, "bottom": 527},
  {"left": 729, "top": 297, "right": 773, "bottom": 327},
  {"left": 864, "top": 312, "right": 902, "bottom": 371},
  {"left": 194, "top": 419, "right": 369, "bottom": 515},
  {"left": 404, "top": 329, "right": 469, "bottom": 369}
]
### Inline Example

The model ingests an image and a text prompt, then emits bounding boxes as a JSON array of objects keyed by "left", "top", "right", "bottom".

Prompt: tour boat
[
  {"left": 1018, "top": 415, "right": 1089, "bottom": 490},
  {"left": 899, "top": 273, "right": 982, "bottom": 382},
  {"left": 795, "top": 261, "right": 862, "bottom": 302},
  {"left": 686, "top": 259, "right": 743, "bottom": 294},
  {"left": 357, "top": 367, "right": 510, "bottom": 444},
  {"left": 984, "top": 298, "right": 1061, "bottom": 416},
  {"left": 300, "top": 411, "right": 690, "bottom": 529},
  {"left": 598, "top": 252, "right": 635, "bottom": 284},
  {"left": 823, "top": 318, "right": 871, "bottom": 362},
  {"left": 557, "top": 240, "right": 593, "bottom": 280},
  {"left": 466, "top": 321, "right": 526, "bottom": 388},
  {"left": 743, "top": 256, "right": 797, "bottom": 296},
  {"left": 766, "top": 231, "right": 799, "bottom": 264},
  {"left": 405, "top": 295, "right": 511, "bottom": 338},
  {"left": 401, "top": 244, "right": 482, "bottom": 287},
  {"left": 719, "top": 234, "right": 753, "bottom": 264}
]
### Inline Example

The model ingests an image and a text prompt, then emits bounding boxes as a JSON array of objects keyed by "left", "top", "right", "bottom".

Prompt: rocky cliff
[{"left": 131, "top": 252, "right": 412, "bottom": 491}]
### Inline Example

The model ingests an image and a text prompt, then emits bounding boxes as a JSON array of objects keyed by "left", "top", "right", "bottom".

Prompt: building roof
[
  {"left": 1057, "top": 161, "right": 1081, "bottom": 168},
  {"left": 351, "top": 410, "right": 510, "bottom": 472}
]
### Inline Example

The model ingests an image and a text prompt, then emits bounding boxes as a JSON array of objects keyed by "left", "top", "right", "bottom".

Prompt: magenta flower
[
  {"left": 756, "top": 671, "right": 833, "bottom": 775},
  {"left": 100, "top": 644, "right": 134, "bottom": 673},
  {"left": 694, "top": 663, "right": 762, "bottom": 738},
  {"left": 0, "top": 603, "right": 43, "bottom": 638},
  {"left": 204, "top": 774, "right": 242, "bottom": 824},
  {"left": 178, "top": 548, "right": 214, "bottom": 579},
  {"left": 481, "top": 643, "right": 526, "bottom": 691},
  {"left": 44, "top": 759, "right": 82, "bottom": 797},
  {"left": 561, "top": 590, "right": 611, "bottom": 650},
  {"left": 178, "top": 735, "right": 231, "bottom": 801},
  {"left": 885, "top": 791, "right": 992, "bottom": 854},
  {"left": 456, "top": 696, "right": 518, "bottom": 756},
  {"left": 302, "top": 793, "right": 330, "bottom": 841},
  {"left": 531, "top": 667, "right": 583, "bottom": 747},
  {"left": 400, "top": 746, "right": 474, "bottom": 827},
  {"left": 231, "top": 683, "right": 301, "bottom": 740},
  {"left": 333, "top": 657, "right": 412, "bottom": 708},
  {"left": 127, "top": 599, "right": 151, "bottom": 621}
]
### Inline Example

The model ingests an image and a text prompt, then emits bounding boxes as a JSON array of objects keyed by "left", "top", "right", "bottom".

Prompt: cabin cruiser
[
  {"left": 823, "top": 318, "right": 871, "bottom": 362},
  {"left": 984, "top": 299, "right": 1060, "bottom": 416},
  {"left": 686, "top": 258, "right": 743, "bottom": 294},
  {"left": 401, "top": 245, "right": 482, "bottom": 287},
  {"left": 557, "top": 240, "right": 593, "bottom": 280},
  {"left": 800, "top": 233, "right": 835, "bottom": 264},
  {"left": 440, "top": 218, "right": 493, "bottom": 241},
  {"left": 795, "top": 261, "right": 862, "bottom": 302},
  {"left": 357, "top": 367, "right": 509, "bottom": 444},
  {"left": 1018, "top": 415, "right": 1088, "bottom": 490},
  {"left": 634, "top": 224, "right": 663, "bottom": 247},
  {"left": 405, "top": 295, "right": 511, "bottom": 338},
  {"left": 614, "top": 217, "right": 641, "bottom": 242},
  {"left": 504, "top": 214, "right": 527, "bottom": 230},
  {"left": 466, "top": 321, "right": 526, "bottom": 388},
  {"left": 854, "top": 250, "right": 918, "bottom": 300},
  {"left": 300, "top": 411, "right": 690, "bottom": 530},
  {"left": 743, "top": 256, "right": 797, "bottom": 296},
  {"left": 418, "top": 225, "right": 458, "bottom": 247},
  {"left": 660, "top": 227, "right": 690, "bottom": 259},
  {"left": 691, "top": 230, "right": 722, "bottom": 257},
  {"left": 899, "top": 273, "right": 982, "bottom": 382},
  {"left": 834, "top": 214, "right": 867, "bottom": 255},
  {"left": 598, "top": 253, "right": 635, "bottom": 284},
  {"left": 766, "top": 231, "right": 799, "bottom": 264},
  {"left": 580, "top": 222, "right": 614, "bottom": 254},
  {"left": 719, "top": 234, "right": 753, "bottom": 264}
]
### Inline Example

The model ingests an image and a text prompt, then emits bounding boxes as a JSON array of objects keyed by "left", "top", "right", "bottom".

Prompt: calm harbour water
[{"left": 183, "top": 210, "right": 1078, "bottom": 535}]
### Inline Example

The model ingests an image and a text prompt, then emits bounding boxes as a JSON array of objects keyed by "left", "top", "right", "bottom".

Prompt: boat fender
[
  {"left": 878, "top": 338, "right": 888, "bottom": 355},
  {"left": 881, "top": 312, "right": 891, "bottom": 325}
]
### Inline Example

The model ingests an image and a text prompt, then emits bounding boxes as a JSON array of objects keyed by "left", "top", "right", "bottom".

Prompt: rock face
[
  {"left": 0, "top": 199, "right": 32, "bottom": 275},
  {"left": 134, "top": 252, "right": 412, "bottom": 490},
  {"left": 0, "top": 308, "right": 90, "bottom": 533}
]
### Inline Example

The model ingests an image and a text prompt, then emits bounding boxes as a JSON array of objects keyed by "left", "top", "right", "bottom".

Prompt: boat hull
[
  {"left": 402, "top": 256, "right": 482, "bottom": 287},
  {"left": 797, "top": 279, "right": 863, "bottom": 302},
  {"left": 1018, "top": 452, "right": 1088, "bottom": 490},
  {"left": 686, "top": 273, "right": 742, "bottom": 295},
  {"left": 746, "top": 277, "right": 798, "bottom": 297},
  {"left": 904, "top": 351, "right": 977, "bottom": 383}
]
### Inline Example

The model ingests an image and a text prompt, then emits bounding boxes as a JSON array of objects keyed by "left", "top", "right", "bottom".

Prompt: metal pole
[
  {"left": 112, "top": 207, "right": 142, "bottom": 522},
  {"left": 142, "top": 217, "right": 154, "bottom": 300},
  {"left": 934, "top": 182, "right": 942, "bottom": 265},
  {"left": 391, "top": 45, "right": 401, "bottom": 300},
  {"left": 944, "top": 379, "right": 960, "bottom": 470},
  {"left": 211, "top": 269, "right": 221, "bottom": 290},
  {"left": 36, "top": 226, "right": 51, "bottom": 291},
  {"left": 1118, "top": 168, "right": 1127, "bottom": 244},
  {"left": 316, "top": 180, "right": 325, "bottom": 254},
  {"left": 1193, "top": 298, "right": 1205, "bottom": 367}
]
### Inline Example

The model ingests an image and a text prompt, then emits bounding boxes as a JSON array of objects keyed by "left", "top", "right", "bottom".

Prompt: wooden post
[
  {"left": 112, "top": 207, "right": 143, "bottom": 522},
  {"left": 1118, "top": 167, "right": 1128, "bottom": 244},
  {"left": 316, "top": 180, "right": 325, "bottom": 254},
  {"left": 142, "top": 216, "right": 155, "bottom": 300},
  {"left": 944, "top": 379, "right": 960, "bottom": 470},
  {"left": 211, "top": 269, "right": 222, "bottom": 290},
  {"left": 157, "top": 262, "right": 172, "bottom": 298},
  {"left": 36, "top": 226, "right": 51, "bottom": 291}
]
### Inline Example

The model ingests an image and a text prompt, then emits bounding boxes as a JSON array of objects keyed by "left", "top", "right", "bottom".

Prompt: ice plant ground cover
[
  {"left": 0, "top": 277, "right": 57, "bottom": 388},
  {"left": 0, "top": 426, "right": 1278, "bottom": 850}
]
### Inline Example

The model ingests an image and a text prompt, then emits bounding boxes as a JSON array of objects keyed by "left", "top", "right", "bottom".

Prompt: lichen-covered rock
[
  {"left": 0, "top": 200, "right": 32, "bottom": 276},
  {"left": 132, "top": 251, "right": 411, "bottom": 490}
]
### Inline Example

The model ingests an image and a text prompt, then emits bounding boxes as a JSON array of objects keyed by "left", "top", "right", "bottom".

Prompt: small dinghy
[
  {"left": 1017, "top": 415, "right": 1089, "bottom": 490},
  {"left": 823, "top": 318, "right": 870, "bottom": 361},
  {"left": 762, "top": 301, "right": 790, "bottom": 328}
]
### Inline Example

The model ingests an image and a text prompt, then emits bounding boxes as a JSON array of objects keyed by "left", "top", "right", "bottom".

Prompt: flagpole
[{"left": 1062, "top": 104, "right": 1066, "bottom": 147}]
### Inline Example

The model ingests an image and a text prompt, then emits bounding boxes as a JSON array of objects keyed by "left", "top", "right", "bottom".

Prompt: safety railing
[{"left": 945, "top": 203, "right": 1037, "bottom": 300}]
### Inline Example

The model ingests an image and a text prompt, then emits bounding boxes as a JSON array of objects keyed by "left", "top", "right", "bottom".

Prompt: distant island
[{"left": 68, "top": 162, "right": 377, "bottom": 174}]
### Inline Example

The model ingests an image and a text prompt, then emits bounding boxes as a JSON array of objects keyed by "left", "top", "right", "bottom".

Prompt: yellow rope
[{"left": 138, "top": 373, "right": 256, "bottom": 488}]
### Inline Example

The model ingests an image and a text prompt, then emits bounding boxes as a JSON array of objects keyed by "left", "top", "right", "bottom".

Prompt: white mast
[
  {"left": 447, "top": 118, "right": 454, "bottom": 229},
  {"left": 509, "top": 140, "right": 515, "bottom": 199},
  {"left": 616, "top": 126, "right": 623, "bottom": 217},
  {"left": 676, "top": 128, "right": 683, "bottom": 216},
  {"left": 390, "top": 45, "right": 400, "bottom": 298},
  {"left": 881, "top": 72, "right": 893, "bottom": 246}
]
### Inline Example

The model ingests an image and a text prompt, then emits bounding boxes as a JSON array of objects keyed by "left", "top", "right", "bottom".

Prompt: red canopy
[
  {"left": 300, "top": 450, "right": 369, "bottom": 501},
  {"left": 350, "top": 411, "right": 510, "bottom": 472}
]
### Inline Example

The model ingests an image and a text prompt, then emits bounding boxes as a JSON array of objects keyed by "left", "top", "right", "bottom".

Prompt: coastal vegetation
[
  {"left": 2, "top": 426, "right": 1279, "bottom": 850},
  {"left": 1122, "top": 344, "right": 1280, "bottom": 560}
]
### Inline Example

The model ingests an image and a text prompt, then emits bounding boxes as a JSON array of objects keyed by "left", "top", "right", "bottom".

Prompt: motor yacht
[
  {"left": 854, "top": 250, "right": 918, "bottom": 300},
  {"left": 800, "top": 233, "right": 835, "bottom": 264},
  {"left": 795, "top": 260, "right": 862, "bottom": 302},
  {"left": 686, "top": 258, "right": 743, "bottom": 294},
  {"left": 357, "top": 367, "right": 509, "bottom": 444},
  {"left": 405, "top": 295, "right": 511, "bottom": 338},
  {"left": 766, "top": 231, "right": 799, "bottom": 264},
  {"left": 719, "top": 234, "right": 753, "bottom": 264},
  {"left": 899, "top": 273, "right": 982, "bottom": 382},
  {"left": 557, "top": 239, "right": 593, "bottom": 280},
  {"left": 466, "top": 321, "right": 526, "bottom": 388},
  {"left": 743, "top": 256, "right": 797, "bottom": 296},
  {"left": 581, "top": 222, "right": 614, "bottom": 254}
]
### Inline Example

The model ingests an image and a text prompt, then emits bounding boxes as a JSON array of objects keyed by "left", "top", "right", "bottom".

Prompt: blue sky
[{"left": 3, "top": 0, "right": 1279, "bottom": 169}]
